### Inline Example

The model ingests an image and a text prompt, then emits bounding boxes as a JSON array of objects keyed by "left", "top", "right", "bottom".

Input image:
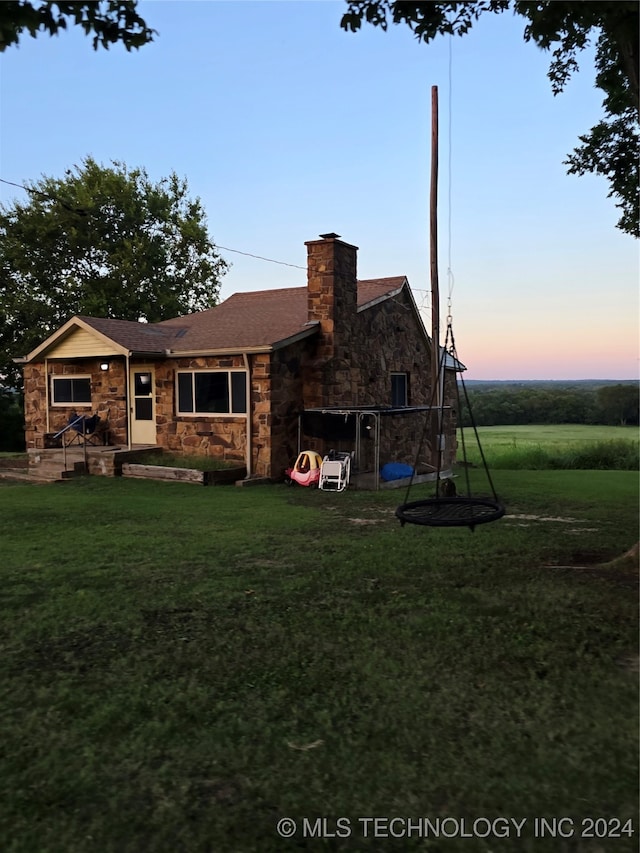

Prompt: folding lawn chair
[
  {"left": 318, "top": 450, "right": 352, "bottom": 492},
  {"left": 64, "top": 411, "right": 104, "bottom": 446}
]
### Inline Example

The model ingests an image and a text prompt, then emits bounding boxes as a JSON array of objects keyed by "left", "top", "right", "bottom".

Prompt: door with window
[{"left": 129, "top": 366, "right": 156, "bottom": 444}]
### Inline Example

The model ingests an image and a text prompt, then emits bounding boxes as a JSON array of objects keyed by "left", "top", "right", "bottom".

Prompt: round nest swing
[{"left": 395, "top": 495, "right": 505, "bottom": 529}]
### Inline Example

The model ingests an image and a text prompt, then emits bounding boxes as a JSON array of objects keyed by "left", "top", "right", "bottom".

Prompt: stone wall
[
  {"left": 267, "top": 341, "right": 312, "bottom": 479},
  {"left": 155, "top": 356, "right": 247, "bottom": 466},
  {"left": 23, "top": 356, "right": 250, "bottom": 468},
  {"left": 23, "top": 359, "right": 128, "bottom": 449}
]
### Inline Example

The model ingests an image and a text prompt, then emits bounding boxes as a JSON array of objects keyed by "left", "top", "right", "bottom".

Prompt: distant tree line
[{"left": 458, "top": 383, "right": 639, "bottom": 427}]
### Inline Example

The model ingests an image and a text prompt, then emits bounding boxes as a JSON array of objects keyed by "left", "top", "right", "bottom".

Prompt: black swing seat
[{"left": 395, "top": 496, "right": 506, "bottom": 529}]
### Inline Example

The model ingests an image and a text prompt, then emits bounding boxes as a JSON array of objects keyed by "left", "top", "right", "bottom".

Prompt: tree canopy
[
  {"left": 0, "top": 157, "right": 228, "bottom": 390},
  {"left": 341, "top": 1, "right": 639, "bottom": 237},
  {"left": 0, "top": 0, "right": 154, "bottom": 52}
]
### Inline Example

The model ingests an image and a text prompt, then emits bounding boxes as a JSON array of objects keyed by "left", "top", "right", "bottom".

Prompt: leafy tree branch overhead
[
  {"left": 0, "top": 158, "right": 228, "bottom": 391},
  {"left": 341, "top": 1, "right": 639, "bottom": 237},
  {"left": 0, "top": 0, "right": 155, "bottom": 52}
]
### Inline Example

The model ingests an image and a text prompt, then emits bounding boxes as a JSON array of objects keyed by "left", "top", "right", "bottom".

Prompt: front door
[{"left": 129, "top": 365, "right": 156, "bottom": 445}]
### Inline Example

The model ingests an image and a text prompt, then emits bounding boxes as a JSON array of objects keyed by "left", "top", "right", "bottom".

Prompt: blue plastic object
[{"left": 380, "top": 462, "right": 414, "bottom": 482}]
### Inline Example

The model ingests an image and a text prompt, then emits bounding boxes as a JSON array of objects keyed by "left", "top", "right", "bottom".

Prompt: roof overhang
[
  {"left": 165, "top": 322, "right": 320, "bottom": 357},
  {"left": 357, "top": 279, "right": 407, "bottom": 312},
  {"left": 165, "top": 345, "right": 274, "bottom": 357},
  {"left": 304, "top": 405, "right": 451, "bottom": 415},
  {"left": 20, "top": 316, "right": 130, "bottom": 363}
]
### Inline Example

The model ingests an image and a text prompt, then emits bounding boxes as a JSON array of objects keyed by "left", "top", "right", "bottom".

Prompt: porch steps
[
  {"left": 0, "top": 464, "right": 83, "bottom": 483},
  {"left": 23, "top": 445, "right": 162, "bottom": 482},
  {"left": 27, "top": 449, "right": 89, "bottom": 482}
]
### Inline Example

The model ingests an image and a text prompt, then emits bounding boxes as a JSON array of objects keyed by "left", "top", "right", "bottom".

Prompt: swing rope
[
  {"left": 395, "top": 317, "right": 505, "bottom": 531},
  {"left": 399, "top": 324, "right": 449, "bottom": 503},
  {"left": 449, "top": 322, "right": 502, "bottom": 506}
]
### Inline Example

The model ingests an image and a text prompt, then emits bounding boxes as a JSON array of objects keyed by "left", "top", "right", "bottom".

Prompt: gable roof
[
  {"left": 21, "top": 277, "right": 414, "bottom": 362},
  {"left": 156, "top": 287, "right": 314, "bottom": 352}
]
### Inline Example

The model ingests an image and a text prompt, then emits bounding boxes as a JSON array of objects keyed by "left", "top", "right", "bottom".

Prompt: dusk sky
[{"left": 1, "top": 0, "right": 638, "bottom": 379}]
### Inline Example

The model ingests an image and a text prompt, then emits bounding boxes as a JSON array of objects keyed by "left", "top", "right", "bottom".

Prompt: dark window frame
[
  {"left": 50, "top": 375, "right": 92, "bottom": 407},
  {"left": 176, "top": 370, "right": 247, "bottom": 416},
  {"left": 391, "top": 372, "right": 409, "bottom": 407}
]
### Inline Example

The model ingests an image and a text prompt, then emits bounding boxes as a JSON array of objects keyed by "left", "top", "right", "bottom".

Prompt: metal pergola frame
[{"left": 297, "top": 405, "right": 451, "bottom": 490}]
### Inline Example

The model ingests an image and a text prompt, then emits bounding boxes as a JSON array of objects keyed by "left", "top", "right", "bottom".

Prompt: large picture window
[
  {"left": 391, "top": 373, "right": 409, "bottom": 407},
  {"left": 51, "top": 375, "right": 91, "bottom": 406},
  {"left": 177, "top": 371, "right": 247, "bottom": 415}
]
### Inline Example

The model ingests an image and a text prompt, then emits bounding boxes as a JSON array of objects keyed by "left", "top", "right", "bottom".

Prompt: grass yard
[
  {"left": 0, "top": 469, "right": 638, "bottom": 852},
  {"left": 460, "top": 424, "right": 639, "bottom": 469}
]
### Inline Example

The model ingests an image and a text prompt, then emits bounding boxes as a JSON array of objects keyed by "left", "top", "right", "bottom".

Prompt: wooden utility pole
[{"left": 430, "top": 85, "right": 441, "bottom": 472}]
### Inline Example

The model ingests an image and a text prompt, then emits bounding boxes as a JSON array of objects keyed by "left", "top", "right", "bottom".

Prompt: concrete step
[
  {"left": 27, "top": 460, "right": 86, "bottom": 481},
  {"left": 0, "top": 468, "right": 34, "bottom": 482}
]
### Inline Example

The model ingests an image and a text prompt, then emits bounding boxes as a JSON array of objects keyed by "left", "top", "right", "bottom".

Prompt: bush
[
  {"left": 482, "top": 440, "right": 638, "bottom": 471},
  {"left": 131, "top": 452, "right": 241, "bottom": 471},
  {"left": 551, "top": 440, "right": 639, "bottom": 471},
  {"left": 0, "top": 389, "right": 25, "bottom": 452}
]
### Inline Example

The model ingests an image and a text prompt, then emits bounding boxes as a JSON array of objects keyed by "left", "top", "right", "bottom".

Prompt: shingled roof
[
  {"left": 80, "top": 277, "right": 409, "bottom": 355},
  {"left": 20, "top": 276, "right": 412, "bottom": 363},
  {"left": 77, "top": 316, "right": 177, "bottom": 353}
]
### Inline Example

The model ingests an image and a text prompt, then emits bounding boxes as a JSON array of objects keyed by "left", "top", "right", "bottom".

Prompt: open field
[
  {"left": 468, "top": 424, "right": 638, "bottom": 445},
  {"left": 0, "top": 469, "right": 638, "bottom": 852},
  {"left": 460, "top": 424, "right": 639, "bottom": 469}
]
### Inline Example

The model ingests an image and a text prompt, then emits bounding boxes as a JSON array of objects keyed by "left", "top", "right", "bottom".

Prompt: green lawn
[
  {"left": 0, "top": 470, "right": 638, "bottom": 852},
  {"left": 460, "top": 424, "right": 638, "bottom": 469},
  {"left": 470, "top": 423, "right": 638, "bottom": 446}
]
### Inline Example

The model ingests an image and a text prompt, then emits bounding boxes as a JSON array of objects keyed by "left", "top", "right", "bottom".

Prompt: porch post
[
  {"left": 242, "top": 352, "right": 252, "bottom": 478},
  {"left": 125, "top": 353, "right": 132, "bottom": 450},
  {"left": 45, "top": 357, "right": 50, "bottom": 435}
]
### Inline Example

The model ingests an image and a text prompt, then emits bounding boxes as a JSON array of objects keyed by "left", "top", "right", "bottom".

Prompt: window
[
  {"left": 391, "top": 373, "right": 408, "bottom": 407},
  {"left": 51, "top": 375, "right": 91, "bottom": 406},
  {"left": 177, "top": 371, "right": 247, "bottom": 415}
]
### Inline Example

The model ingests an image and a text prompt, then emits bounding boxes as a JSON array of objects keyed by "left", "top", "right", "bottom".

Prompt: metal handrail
[
  {"left": 53, "top": 414, "right": 95, "bottom": 474},
  {"left": 52, "top": 413, "right": 86, "bottom": 440}
]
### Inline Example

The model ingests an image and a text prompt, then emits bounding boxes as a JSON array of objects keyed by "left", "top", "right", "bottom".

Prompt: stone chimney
[{"left": 305, "top": 233, "right": 358, "bottom": 362}]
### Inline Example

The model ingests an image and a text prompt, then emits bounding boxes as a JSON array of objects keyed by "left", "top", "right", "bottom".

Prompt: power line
[
  {"left": 1, "top": 176, "right": 435, "bottom": 288},
  {"left": 0, "top": 178, "right": 30, "bottom": 193},
  {"left": 214, "top": 245, "right": 306, "bottom": 270},
  {"left": 0, "top": 177, "right": 87, "bottom": 214},
  {"left": 216, "top": 244, "right": 435, "bottom": 287},
  {"left": 1, "top": 177, "right": 308, "bottom": 268}
]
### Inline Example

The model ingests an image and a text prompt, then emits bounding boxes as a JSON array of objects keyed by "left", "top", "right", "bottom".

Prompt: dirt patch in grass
[
  {"left": 544, "top": 545, "right": 639, "bottom": 591},
  {"left": 506, "top": 513, "right": 586, "bottom": 523},
  {"left": 18, "top": 625, "right": 134, "bottom": 675}
]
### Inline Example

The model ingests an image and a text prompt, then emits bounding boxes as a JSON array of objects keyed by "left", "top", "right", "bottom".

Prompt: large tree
[
  {"left": 341, "top": 1, "right": 639, "bottom": 237},
  {"left": 0, "top": 1, "right": 154, "bottom": 52},
  {"left": 0, "top": 157, "right": 228, "bottom": 390}
]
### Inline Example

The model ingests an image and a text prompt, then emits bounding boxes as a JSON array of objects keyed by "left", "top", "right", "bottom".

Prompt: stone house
[{"left": 18, "top": 232, "right": 459, "bottom": 480}]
